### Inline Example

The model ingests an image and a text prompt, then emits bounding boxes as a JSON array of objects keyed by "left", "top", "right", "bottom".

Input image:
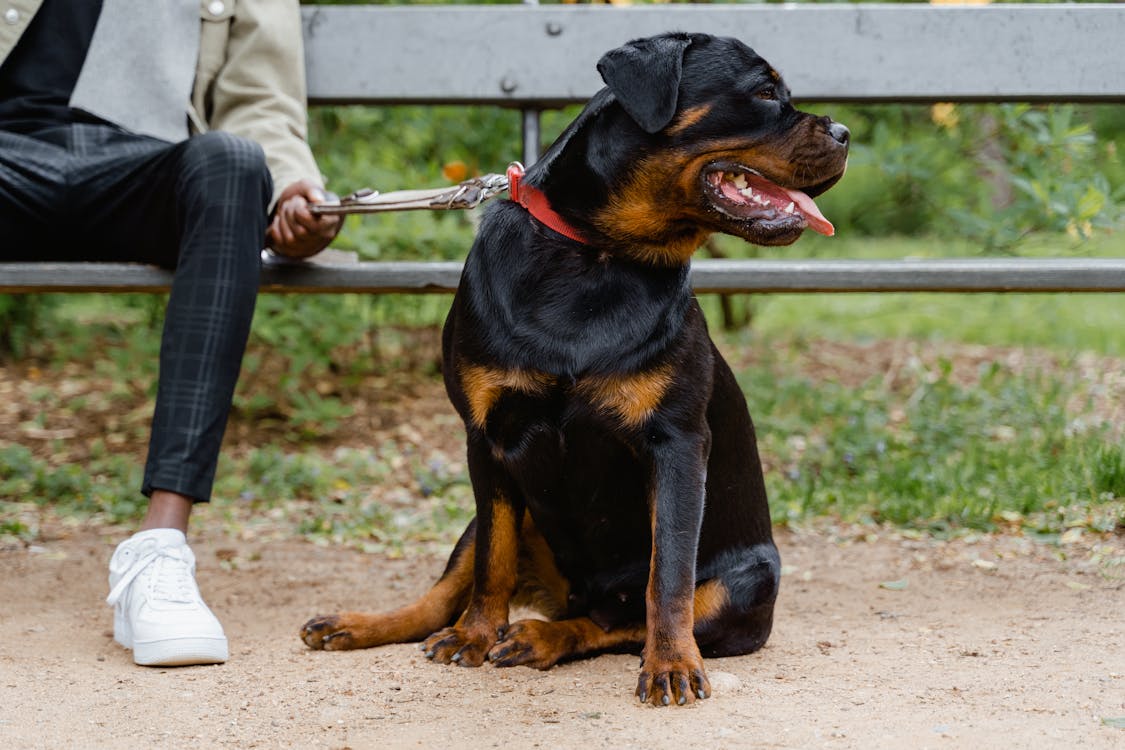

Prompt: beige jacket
[{"left": 0, "top": 0, "right": 322, "bottom": 207}]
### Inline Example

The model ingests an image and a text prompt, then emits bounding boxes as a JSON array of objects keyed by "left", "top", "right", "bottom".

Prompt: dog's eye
[{"left": 756, "top": 86, "right": 777, "bottom": 101}]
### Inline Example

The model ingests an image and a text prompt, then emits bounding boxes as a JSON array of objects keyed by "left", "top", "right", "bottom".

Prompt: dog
[{"left": 300, "top": 32, "right": 848, "bottom": 707}]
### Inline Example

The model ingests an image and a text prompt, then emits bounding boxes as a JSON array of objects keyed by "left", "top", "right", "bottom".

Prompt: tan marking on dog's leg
[
  {"left": 423, "top": 497, "right": 522, "bottom": 666},
  {"left": 300, "top": 536, "right": 474, "bottom": 650},
  {"left": 692, "top": 578, "right": 730, "bottom": 622},
  {"left": 512, "top": 514, "right": 571, "bottom": 619},
  {"left": 489, "top": 618, "right": 647, "bottom": 670}
]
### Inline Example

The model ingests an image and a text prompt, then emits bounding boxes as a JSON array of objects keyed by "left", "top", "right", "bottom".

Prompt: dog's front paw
[
  {"left": 635, "top": 649, "right": 711, "bottom": 707},
  {"left": 421, "top": 624, "right": 499, "bottom": 667},
  {"left": 300, "top": 614, "right": 359, "bottom": 651}
]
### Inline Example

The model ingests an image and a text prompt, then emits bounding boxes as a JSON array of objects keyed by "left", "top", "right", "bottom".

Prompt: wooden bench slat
[
  {"left": 303, "top": 5, "right": 1125, "bottom": 105},
  {"left": 689, "top": 258, "right": 1125, "bottom": 294},
  {"left": 4, "top": 258, "right": 1125, "bottom": 295}
]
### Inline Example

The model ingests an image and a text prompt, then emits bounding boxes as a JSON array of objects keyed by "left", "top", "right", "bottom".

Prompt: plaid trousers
[{"left": 0, "top": 123, "right": 272, "bottom": 502}]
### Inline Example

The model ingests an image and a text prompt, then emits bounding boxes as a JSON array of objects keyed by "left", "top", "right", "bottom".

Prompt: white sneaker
[{"left": 106, "top": 529, "right": 228, "bottom": 666}]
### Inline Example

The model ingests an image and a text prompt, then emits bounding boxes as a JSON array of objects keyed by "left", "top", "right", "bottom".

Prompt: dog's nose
[{"left": 828, "top": 121, "right": 850, "bottom": 146}]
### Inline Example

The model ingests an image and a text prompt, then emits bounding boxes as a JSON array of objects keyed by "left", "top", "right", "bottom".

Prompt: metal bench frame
[{"left": 2, "top": 3, "right": 1123, "bottom": 295}]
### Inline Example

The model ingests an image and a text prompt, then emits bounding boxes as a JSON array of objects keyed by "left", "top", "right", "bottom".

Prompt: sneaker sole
[
  {"left": 132, "top": 637, "right": 229, "bottom": 667},
  {"left": 114, "top": 607, "right": 227, "bottom": 666}
]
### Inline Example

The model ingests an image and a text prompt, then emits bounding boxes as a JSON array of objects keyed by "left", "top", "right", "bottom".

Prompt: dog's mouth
[{"left": 702, "top": 165, "right": 834, "bottom": 237}]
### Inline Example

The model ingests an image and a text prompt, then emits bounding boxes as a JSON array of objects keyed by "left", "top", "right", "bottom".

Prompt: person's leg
[
  {"left": 139, "top": 491, "right": 194, "bottom": 533},
  {"left": 0, "top": 129, "right": 70, "bottom": 256},
  {"left": 66, "top": 125, "right": 271, "bottom": 665},
  {"left": 71, "top": 127, "right": 270, "bottom": 505}
]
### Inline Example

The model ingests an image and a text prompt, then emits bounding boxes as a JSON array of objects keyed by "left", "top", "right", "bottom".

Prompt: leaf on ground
[
  {"left": 1101, "top": 717, "right": 1125, "bottom": 729},
  {"left": 1060, "top": 528, "right": 1084, "bottom": 545},
  {"left": 879, "top": 579, "right": 908, "bottom": 590}
]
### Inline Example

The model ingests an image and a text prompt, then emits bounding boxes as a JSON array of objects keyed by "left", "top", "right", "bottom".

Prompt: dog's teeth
[
  {"left": 732, "top": 174, "right": 748, "bottom": 190},
  {"left": 739, "top": 186, "right": 754, "bottom": 198},
  {"left": 784, "top": 202, "right": 795, "bottom": 214}
]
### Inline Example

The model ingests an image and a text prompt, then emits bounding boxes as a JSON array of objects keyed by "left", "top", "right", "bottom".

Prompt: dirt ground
[{"left": 1, "top": 522, "right": 1123, "bottom": 749}]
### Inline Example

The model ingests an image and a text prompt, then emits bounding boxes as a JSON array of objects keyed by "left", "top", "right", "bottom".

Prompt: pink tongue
[
  {"left": 723, "top": 173, "right": 836, "bottom": 237},
  {"left": 782, "top": 187, "right": 834, "bottom": 236}
]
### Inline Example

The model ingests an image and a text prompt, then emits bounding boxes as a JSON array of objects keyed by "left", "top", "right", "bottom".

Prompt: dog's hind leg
[
  {"left": 692, "top": 542, "right": 781, "bottom": 658},
  {"left": 300, "top": 521, "right": 476, "bottom": 651}
]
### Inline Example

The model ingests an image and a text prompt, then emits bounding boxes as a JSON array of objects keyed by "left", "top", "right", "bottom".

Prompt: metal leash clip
[
  {"left": 428, "top": 172, "right": 511, "bottom": 210},
  {"left": 310, "top": 173, "right": 510, "bottom": 216}
]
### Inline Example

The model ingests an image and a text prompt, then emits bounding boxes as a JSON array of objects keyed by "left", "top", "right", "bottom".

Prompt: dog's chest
[{"left": 457, "top": 364, "right": 674, "bottom": 434}]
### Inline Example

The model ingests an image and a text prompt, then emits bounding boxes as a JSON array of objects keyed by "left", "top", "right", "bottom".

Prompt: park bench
[{"left": 1, "top": 2, "right": 1123, "bottom": 295}]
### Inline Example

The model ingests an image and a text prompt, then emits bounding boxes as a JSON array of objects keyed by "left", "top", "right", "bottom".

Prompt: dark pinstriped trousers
[{"left": 0, "top": 123, "right": 272, "bottom": 502}]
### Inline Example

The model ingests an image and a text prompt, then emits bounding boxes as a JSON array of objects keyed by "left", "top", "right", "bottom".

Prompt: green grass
[
  {"left": 734, "top": 345, "right": 1124, "bottom": 534},
  {"left": 3, "top": 327, "right": 1121, "bottom": 545},
  {"left": 0, "top": 441, "right": 475, "bottom": 553},
  {"left": 0, "top": 444, "right": 145, "bottom": 536}
]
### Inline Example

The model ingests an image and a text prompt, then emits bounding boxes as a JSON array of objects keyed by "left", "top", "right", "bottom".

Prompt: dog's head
[{"left": 533, "top": 32, "right": 849, "bottom": 263}]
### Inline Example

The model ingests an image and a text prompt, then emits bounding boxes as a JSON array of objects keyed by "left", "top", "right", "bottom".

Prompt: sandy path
[{"left": 1, "top": 525, "right": 1122, "bottom": 749}]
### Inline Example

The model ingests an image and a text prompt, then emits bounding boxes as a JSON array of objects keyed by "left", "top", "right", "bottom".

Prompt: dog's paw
[
  {"left": 420, "top": 624, "right": 498, "bottom": 667},
  {"left": 300, "top": 614, "right": 358, "bottom": 651},
  {"left": 487, "top": 620, "right": 566, "bottom": 670},
  {"left": 635, "top": 651, "right": 711, "bottom": 707}
]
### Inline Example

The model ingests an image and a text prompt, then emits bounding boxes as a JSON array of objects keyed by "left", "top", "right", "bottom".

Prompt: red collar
[{"left": 506, "top": 162, "right": 589, "bottom": 244}]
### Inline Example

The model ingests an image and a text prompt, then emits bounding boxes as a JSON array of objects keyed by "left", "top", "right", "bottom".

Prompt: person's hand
[{"left": 266, "top": 179, "right": 343, "bottom": 259}]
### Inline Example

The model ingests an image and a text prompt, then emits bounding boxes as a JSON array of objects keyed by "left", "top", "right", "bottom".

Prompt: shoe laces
[{"left": 106, "top": 539, "right": 198, "bottom": 606}]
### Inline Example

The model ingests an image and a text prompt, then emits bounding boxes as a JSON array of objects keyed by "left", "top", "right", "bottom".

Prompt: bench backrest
[{"left": 302, "top": 5, "right": 1125, "bottom": 106}]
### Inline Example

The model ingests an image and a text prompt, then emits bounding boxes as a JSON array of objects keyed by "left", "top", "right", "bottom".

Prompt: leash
[
  {"left": 310, "top": 171, "right": 510, "bottom": 215},
  {"left": 310, "top": 162, "right": 588, "bottom": 243}
]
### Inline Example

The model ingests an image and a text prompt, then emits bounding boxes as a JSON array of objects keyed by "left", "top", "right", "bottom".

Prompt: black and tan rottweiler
[{"left": 301, "top": 32, "right": 848, "bottom": 707}]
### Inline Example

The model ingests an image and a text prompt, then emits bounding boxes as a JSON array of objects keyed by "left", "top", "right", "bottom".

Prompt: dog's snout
[{"left": 828, "top": 121, "right": 850, "bottom": 146}]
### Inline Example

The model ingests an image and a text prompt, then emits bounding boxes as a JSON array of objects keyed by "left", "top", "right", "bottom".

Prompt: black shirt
[{"left": 0, "top": 0, "right": 106, "bottom": 133}]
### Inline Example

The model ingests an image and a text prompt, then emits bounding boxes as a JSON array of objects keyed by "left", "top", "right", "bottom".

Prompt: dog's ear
[{"left": 596, "top": 34, "right": 693, "bottom": 134}]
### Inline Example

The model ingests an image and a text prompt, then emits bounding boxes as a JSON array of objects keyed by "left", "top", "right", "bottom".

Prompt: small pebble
[{"left": 707, "top": 670, "right": 742, "bottom": 693}]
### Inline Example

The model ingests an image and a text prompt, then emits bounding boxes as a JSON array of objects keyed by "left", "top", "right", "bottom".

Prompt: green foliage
[
  {"left": 0, "top": 443, "right": 144, "bottom": 522},
  {"left": 737, "top": 347, "right": 1124, "bottom": 534},
  {"left": 7, "top": 324, "right": 1119, "bottom": 544},
  {"left": 965, "top": 105, "right": 1121, "bottom": 248},
  {"left": 1092, "top": 443, "right": 1125, "bottom": 499},
  {"left": 308, "top": 104, "right": 515, "bottom": 262},
  {"left": 289, "top": 448, "right": 474, "bottom": 555},
  {"left": 812, "top": 103, "right": 1122, "bottom": 248},
  {"left": 0, "top": 295, "right": 56, "bottom": 358},
  {"left": 237, "top": 295, "right": 368, "bottom": 436},
  {"left": 816, "top": 105, "right": 973, "bottom": 237}
]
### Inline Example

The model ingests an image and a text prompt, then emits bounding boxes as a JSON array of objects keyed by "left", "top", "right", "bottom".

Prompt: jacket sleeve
[{"left": 207, "top": 0, "right": 323, "bottom": 210}]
